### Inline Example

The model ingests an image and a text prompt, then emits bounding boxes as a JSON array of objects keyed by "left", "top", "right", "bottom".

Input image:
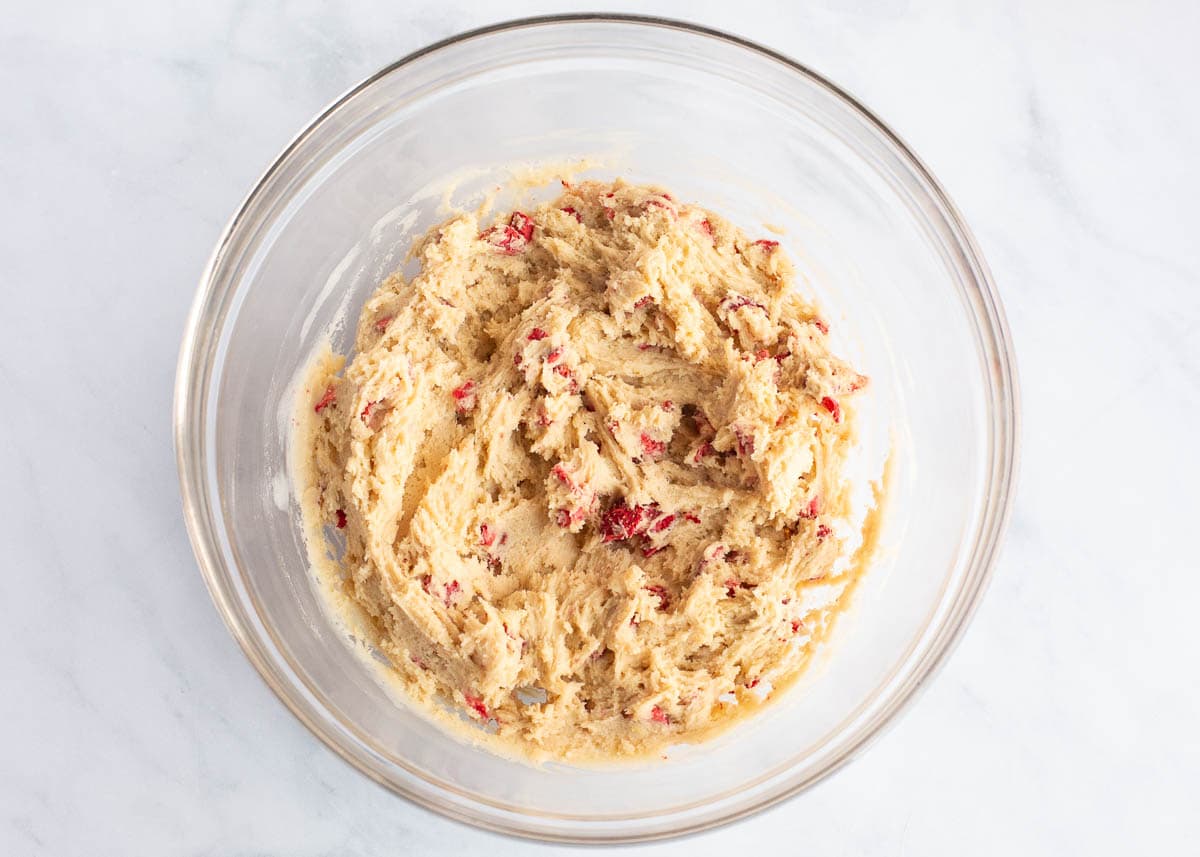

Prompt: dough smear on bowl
[{"left": 297, "top": 179, "right": 871, "bottom": 760}]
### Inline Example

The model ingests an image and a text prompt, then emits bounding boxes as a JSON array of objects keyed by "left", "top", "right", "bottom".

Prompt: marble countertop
[{"left": 4, "top": 1, "right": 1197, "bottom": 853}]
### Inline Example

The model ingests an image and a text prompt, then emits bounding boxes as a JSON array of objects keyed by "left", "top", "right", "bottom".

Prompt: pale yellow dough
[{"left": 297, "top": 180, "right": 871, "bottom": 760}]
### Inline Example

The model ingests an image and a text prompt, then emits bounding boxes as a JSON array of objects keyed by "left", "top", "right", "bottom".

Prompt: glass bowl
[{"left": 174, "top": 14, "right": 1018, "bottom": 843}]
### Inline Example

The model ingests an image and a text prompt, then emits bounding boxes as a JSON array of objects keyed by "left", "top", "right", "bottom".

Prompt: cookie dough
[{"left": 297, "top": 180, "right": 870, "bottom": 760}]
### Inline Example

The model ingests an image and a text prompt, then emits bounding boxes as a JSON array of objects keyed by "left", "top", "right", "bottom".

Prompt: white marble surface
[{"left": 3, "top": 0, "right": 1198, "bottom": 853}]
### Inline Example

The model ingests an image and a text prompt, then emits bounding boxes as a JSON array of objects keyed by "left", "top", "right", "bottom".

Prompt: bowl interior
[{"left": 181, "top": 18, "right": 1014, "bottom": 841}]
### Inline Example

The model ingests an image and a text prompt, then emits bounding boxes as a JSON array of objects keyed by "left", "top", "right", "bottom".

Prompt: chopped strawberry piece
[
  {"left": 636, "top": 343, "right": 655, "bottom": 351},
  {"left": 813, "top": 317, "right": 829, "bottom": 335},
  {"left": 644, "top": 585, "right": 670, "bottom": 609},
  {"left": 451, "top": 380, "right": 476, "bottom": 413},
  {"left": 373, "top": 315, "right": 393, "bottom": 333},
  {"left": 535, "top": 408, "right": 552, "bottom": 427},
  {"left": 722, "top": 294, "right": 767, "bottom": 313},
  {"left": 661, "top": 400, "right": 673, "bottom": 411},
  {"left": 724, "top": 578, "right": 739, "bottom": 598},
  {"left": 639, "top": 433, "right": 666, "bottom": 458},
  {"left": 683, "top": 512, "right": 702, "bottom": 524},
  {"left": 746, "top": 678, "right": 760, "bottom": 689},
  {"left": 641, "top": 545, "right": 665, "bottom": 558},
  {"left": 555, "top": 508, "right": 572, "bottom": 528},
  {"left": 735, "top": 426, "right": 755, "bottom": 456},
  {"left": 510, "top": 211, "right": 535, "bottom": 241},
  {"left": 849, "top": 374, "right": 868, "bottom": 392},
  {"left": 650, "top": 514, "right": 676, "bottom": 534},
  {"left": 480, "top": 522, "right": 496, "bottom": 547},
  {"left": 773, "top": 350, "right": 791, "bottom": 363},
  {"left": 528, "top": 328, "right": 548, "bottom": 341},
  {"left": 697, "top": 218, "right": 715, "bottom": 243},
  {"left": 481, "top": 212, "right": 535, "bottom": 255},
  {"left": 551, "top": 464, "right": 574, "bottom": 489},
  {"left": 752, "top": 239, "right": 779, "bottom": 250},
  {"left": 753, "top": 348, "right": 770, "bottom": 362},
  {"left": 691, "top": 441, "right": 714, "bottom": 464},
  {"left": 650, "top": 705, "right": 670, "bottom": 724},
  {"left": 499, "top": 532, "right": 508, "bottom": 546},
  {"left": 600, "top": 502, "right": 651, "bottom": 543},
  {"left": 560, "top": 206, "right": 582, "bottom": 222},
  {"left": 604, "top": 208, "right": 616, "bottom": 220},
  {"left": 821, "top": 396, "right": 842, "bottom": 423},
  {"left": 443, "top": 580, "right": 460, "bottom": 607},
  {"left": 464, "top": 693, "right": 489, "bottom": 720},
  {"left": 633, "top": 295, "right": 653, "bottom": 309},
  {"left": 360, "top": 400, "right": 378, "bottom": 423},
  {"left": 421, "top": 574, "right": 433, "bottom": 594},
  {"left": 335, "top": 508, "right": 347, "bottom": 529},
  {"left": 790, "top": 619, "right": 803, "bottom": 634},
  {"left": 313, "top": 385, "right": 336, "bottom": 413},
  {"left": 800, "top": 496, "right": 820, "bottom": 519},
  {"left": 816, "top": 523, "right": 832, "bottom": 540},
  {"left": 545, "top": 347, "right": 563, "bottom": 364}
]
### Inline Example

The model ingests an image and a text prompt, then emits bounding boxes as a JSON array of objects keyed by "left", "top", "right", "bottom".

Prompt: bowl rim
[{"left": 174, "top": 12, "right": 1020, "bottom": 844}]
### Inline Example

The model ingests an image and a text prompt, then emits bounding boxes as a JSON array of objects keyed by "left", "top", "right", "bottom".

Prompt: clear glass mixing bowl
[{"left": 174, "top": 15, "right": 1018, "bottom": 843}]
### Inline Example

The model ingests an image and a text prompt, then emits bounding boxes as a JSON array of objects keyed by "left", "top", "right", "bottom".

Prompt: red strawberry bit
[
  {"left": 633, "top": 295, "right": 653, "bottom": 309},
  {"left": 481, "top": 212, "right": 535, "bottom": 255},
  {"left": 373, "top": 315, "right": 393, "bottom": 333},
  {"left": 335, "top": 508, "right": 347, "bottom": 529},
  {"left": 451, "top": 380, "right": 476, "bottom": 413},
  {"left": 813, "top": 317, "right": 829, "bottom": 335},
  {"left": 421, "top": 574, "right": 433, "bottom": 595},
  {"left": 480, "top": 522, "right": 496, "bottom": 547},
  {"left": 644, "top": 198, "right": 676, "bottom": 218},
  {"left": 724, "top": 577, "right": 739, "bottom": 598},
  {"left": 545, "top": 347, "right": 563, "bottom": 364},
  {"left": 604, "top": 208, "right": 616, "bottom": 220},
  {"left": 723, "top": 294, "right": 767, "bottom": 313},
  {"left": 552, "top": 464, "right": 575, "bottom": 490},
  {"left": 746, "top": 678, "right": 760, "bottom": 689},
  {"left": 600, "top": 502, "right": 651, "bottom": 543},
  {"left": 697, "top": 218, "right": 715, "bottom": 244},
  {"left": 849, "top": 374, "right": 868, "bottom": 392},
  {"left": 661, "top": 400, "right": 673, "bottom": 411},
  {"left": 752, "top": 239, "right": 779, "bottom": 250},
  {"left": 528, "top": 327, "right": 548, "bottom": 341},
  {"left": 641, "top": 545, "right": 665, "bottom": 558},
  {"left": 535, "top": 408, "right": 553, "bottom": 427},
  {"left": 639, "top": 433, "right": 666, "bottom": 458},
  {"left": 464, "top": 693, "right": 489, "bottom": 720},
  {"left": 683, "top": 512, "right": 702, "bottom": 524},
  {"left": 816, "top": 523, "right": 832, "bottom": 540},
  {"left": 735, "top": 426, "right": 755, "bottom": 456},
  {"left": 514, "top": 352, "right": 523, "bottom": 367},
  {"left": 644, "top": 585, "right": 670, "bottom": 609},
  {"left": 555, "top": 508, "right": 572, "bottom": 528},
  {"left": 560, "top": 206, "right": 582, "bottom": 222},
  {"left": 510, "top": 211, "right": 535, "bottom": 241},
  {"left": 313, "top": 385, "right": 336, "bottom": 413},
  {"left": 499, "top": 532, "right": 508, "bottom": 546},
  {"left": 821, "top": 396, "right": 842, "bottom": 423},
  {"left": 443, "top": 579, "right": 460, "bottom": 607},
  {"left": 637, "top": 343, "right": 655, "bottom": 351},
  {"left": 650, "top": 705, "right": 670, "bottom": 725},
  {"left": 650, "top": 514, "right": 676, "bottom": 534},
  {"left": 753, "top": 348, "right": 770, "bottom": 362},
  {"left": 410, "top": 654, "right": 428, "bottom": 671},
  {"left": 690, "top": 441, "right": 714, "bottom": 464},
  {"left": 773, "top": 350, "right": 791, "bottom": 364},
  {"left": 790, "top": 619, "right": 804, "bottom": 635},
  {"left": 360, "top": 400, "right": 379, "bottom": 423},
  {"left": 800, "top": 496, "right": 820, "bottom": 519},
  {"left": 552, "top": 363, "right": 578, "bottom": 392}
]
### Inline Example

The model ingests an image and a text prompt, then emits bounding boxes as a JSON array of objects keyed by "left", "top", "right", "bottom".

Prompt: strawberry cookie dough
[{"left": 296, "top": 179, "right": 872, "bottom": 760}]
